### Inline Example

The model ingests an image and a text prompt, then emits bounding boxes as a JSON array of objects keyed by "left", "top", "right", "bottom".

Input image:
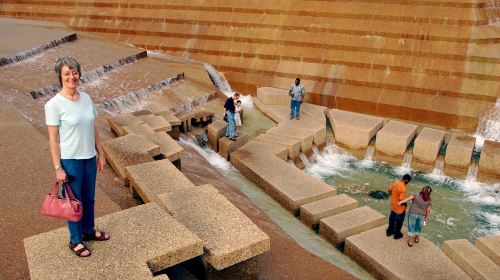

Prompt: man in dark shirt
[{"left": 224, "top": 92, "right": 240, "bottom": 141}]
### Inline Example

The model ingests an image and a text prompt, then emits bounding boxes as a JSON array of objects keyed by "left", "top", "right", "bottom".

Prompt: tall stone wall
[{"left": 1, "top": 0, "right": 498, "bottom": 130}]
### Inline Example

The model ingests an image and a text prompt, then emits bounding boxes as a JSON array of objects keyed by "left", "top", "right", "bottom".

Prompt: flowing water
[{"left": 474, "top": 98, "right": 500, "bottom": 149}]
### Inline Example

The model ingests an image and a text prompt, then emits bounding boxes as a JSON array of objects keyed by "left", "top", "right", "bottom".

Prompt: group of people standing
[
  {"left": 386, "top": 174, "right": 433, "bottom": 247},
  {"left": 223, "top": 92, "right": 243, "bottom": 141}
]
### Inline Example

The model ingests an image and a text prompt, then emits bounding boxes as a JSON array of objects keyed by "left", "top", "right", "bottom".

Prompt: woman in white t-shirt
[{"left": 45, "top": 57, "right": 109, "bottom": 257}]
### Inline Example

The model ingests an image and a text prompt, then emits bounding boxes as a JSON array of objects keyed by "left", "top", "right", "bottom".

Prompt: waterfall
[
  {"left": 312, "top": 146, "right": 320, "bottom": 157},
  {"left": 474, "top": 99, "right": 500, "bottom": 149},
  {"left": 299, "top": 153, "right": 312, "bottom": 170},
  {"left": 401, "top": 152, "right": 413, "bottom": 169},
  {"left": 364, "top": 145, "right": 375, "bottom": 162},
  {"left": 288, "top": 160, "right": 296, "bottom": 167},
  {"left": 432, "top": 158, "right": 444, "bottom": 176},
  {"left": 466, "top": 162, "right": 479, "bottom": 182},
  {"left": 203, "top": 63, "right": 253, "bottom": 108}
]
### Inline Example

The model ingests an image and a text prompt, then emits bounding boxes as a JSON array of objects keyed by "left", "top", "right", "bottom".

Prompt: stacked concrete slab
[
  {"left": 445, "top": 136, "right": 476, "bottom": 174},
  {"left": 207, "top": 120, "right": 228, "bottom": 151},
  {"left": 300, "top": 194, "right": 358, "bottom": 228},
  {"left": 255, "top": 133, "right": 301, "bottom": 159},
  {"left": 413, "top": 127, "right": 446, "bottom": 164},
  {"left": 327, "top": 109, "right": 384, "bottom": 149},
  {"left": 219, "top": 133, "right": 249, "bottom": 160},
  {"left": 479, "top": 140, "right": 500, "bottom": 179},
  {"left": 375, "top": 120, "right": 418, "bottom": 157}
]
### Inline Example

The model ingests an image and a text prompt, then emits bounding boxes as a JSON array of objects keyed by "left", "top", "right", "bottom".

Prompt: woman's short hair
[{"left": 54, "top": 57, "right": 81, "bottom": 86}]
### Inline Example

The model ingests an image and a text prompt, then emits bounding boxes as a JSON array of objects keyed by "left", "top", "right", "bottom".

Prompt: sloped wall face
[{"left": 1, "top": 0, "right": 498, "bottom": 131}]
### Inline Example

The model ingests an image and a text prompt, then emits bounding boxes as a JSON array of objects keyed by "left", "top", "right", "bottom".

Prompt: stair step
[
  {"left": 475, "top": 235, "right": 500, "bottom": 267},
  {"left": 300, "top": 194, "right": 358, "bottom": 228}
]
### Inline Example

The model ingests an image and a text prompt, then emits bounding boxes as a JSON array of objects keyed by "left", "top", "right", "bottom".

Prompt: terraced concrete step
[
  {"left": 24, "top": 203, "right": 203, "bottom": 280},
  {"left": 300, "top": 194, "right": 358, "bottom": 228},
  {"left": 207, "top": 120, "right": 228, "bottom": 151},
  {"left": 319, "top": 206, "right": 385, "bottom": 246},
  {"left": 125, "top": 159, "right": 195, "bottom": 204},
  {"left": 230, "top": 141, "right": 336, "bottom": 214},
  {"left": 475, "top": 235, "right": 500, "bottom": 266},
  {"left": 345, "top": 226, "right": 470, "bottom": 280},
  {"left": 443, "top": 239, "right": 500, "bottom": 280},
  {"left": 218, "top": 133, "right": 249, "bottom": 160},
  {"left": 327, "top": 109, "right": 384, "bottom": 149},
  {"left": 266, "top": 126, "right": 314, "bottom": 152},
  {"left": 157, "top": 185, "right": 270, "bottom": 270},
  {"left": 375, "top": 120, "right": 418, "bottom": 157},
  {"left": 136, "top": 114, "right": 172, "bottom": 133},
  {"left": 255, "top": 133, "right": 301, "bottom": 159},
  {"left": 279, "top": 120, "right": 326, "bottom": 146}
]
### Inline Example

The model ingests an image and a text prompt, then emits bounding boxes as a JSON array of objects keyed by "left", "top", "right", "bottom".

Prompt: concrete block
[
  {"left": 154, "top": 111, "right": 182, "bottom": 139},
  {"left": 176, "top": 111, "right": 195, "bottom": 132},
  {"left": 445, "top": 136, "right": 475, "bottom": 170},
  {"left": 279, "top": 118, "right": 326, "bottom": 146},
  {"left": 24, "top": 203, "right": 203, "bottom": 280},
  {"left": 107, "top": 113, "right": 144, "bottom": 136},
  {"left": 125, "top": 159, "right": 195, "bottom": 204},
  {"left": 253, "top": 97, "right": 289, "bottom": 123},
  {"left": 102, "top": 134, "right": 160, "bottom": 180},
  {"left": 479, "top": 140, "right": 500, "bottom": 178},
  {"left": 218, "top": 133, "right": 249, "bottom": 160},
  {"left": 300, "top": 194, "right": 358, "bottom": 228},
  {"left": 344, "top": 226, "right": 470, "bottom": 280},
  {"left": 443, "top": 239, "right": 500, "bottom": 280},
  {"left": 256, "top": 87, "right": 290, "bottom": 105},
  {"left": 327, "top": 109, "right": 384, "bottom": 149},
  {"left": 375, "top": 120, "right": 418, "bottom": 156},
  {"left": 475, "top": 235, "right": 500, "bottom": 266},
  {"left": 266, "top": 126, "right": 314, "bottom": 152},
  {"left": 157, "top": 185, "right": 270, "bottom": 270},
  {"left": 207, "top": 120, "right": 227, "bottom": 151},
  {"left": 136, "top": 114, "right": 172, "bottom": 133},
  {"left": 319, "top": 206, "right": 385, "bottom": 246},
  {"left": 413, "top": 127, "right": 446, "bottom": 163},
  {"left": 299, "top": 103, "right": 328, "bottom": 122},
  {"left": 255, "top": 133, "right": 301, "bottom": 159}
]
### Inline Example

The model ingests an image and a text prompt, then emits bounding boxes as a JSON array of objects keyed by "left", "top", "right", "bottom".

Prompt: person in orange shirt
[{"left": 386, "top": 174, "right": 412, "bottom": 239}]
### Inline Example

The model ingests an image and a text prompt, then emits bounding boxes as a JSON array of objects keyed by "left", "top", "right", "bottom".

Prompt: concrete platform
[
  {"left": 375, "top": 120, "right": 418, "bottom": 157},
  {"left": 299, "top": 103, "right": 328, "bottom": 122},
  {"left": 319, "top": 206, "right": 385, "bottom": 246},
  {"left": 344, "top": 226, "right": 470, "bottom": 280},
  {"left": 475, "top": 235, "right": 500, "bottom": 266},
  {"left": 445, "top": 136, "right": 476, "bottom": 170},
  {"left": 255, "top": 133, "right": 301, "bottom": 159},
  {"left": 157, "top": 185, "right": 270, "bottom": 270},
  {"left": 136, "top": 114, "right": 172, "bottom": 133},
  {"left": 327, "top": 109, "right": 384, "bottom": 149},
  {"left": 108, "top": 113, "right": 144, "bottom": 136},
  {"left": 300, "top": 194, "right": 358, "bottom": 228},
  {"left": 256, "top": 87, "right": 290, "bottom": 105},
  {"left": 230, "top": 141, "right": 337, "bottom": 214},
  {"left": 253, "top": 97, "right": 290, "bottom": 123},
  {"left": 443, "top": 239, "right": 500, "bottom": 280},
  {"left": 125, "top": 159, "right": 195, "bottom": 204},
  {"left": 413, "top": 127, "right": 446, "bottom": 164},
  {"left": 24, "top": 203, "right": 203, "bottom": 280},
  {"left": 102, "top": 134, "right": 160, "bottom": 181},
  {"left": 207, "top": 120, "right": 228, "bottom": 151},
  {"left": 176, "top": 111, "right": 195, "bottom": 132},
  {"left": 279, "top": 118, "right": 326, "bottom": 146},
  {"left": 218, "top": 133, "right": 249, "bottom": 160},
  {"left": 153, "top": 111, "right": 181, "bottom": 140},
  {"left": 266, "top": 126, "right": 314, "bottom": 152},
  {"left": 234, "top": 140, "right": 289, "bottom": 161},
  {"left": 479, "top": 140, "right": 500, "bottom": 179}
]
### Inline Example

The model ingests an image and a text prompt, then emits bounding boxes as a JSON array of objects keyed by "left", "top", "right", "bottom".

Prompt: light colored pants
[{"left": 225, "top": 111, "right": 235, "bottom": 137}]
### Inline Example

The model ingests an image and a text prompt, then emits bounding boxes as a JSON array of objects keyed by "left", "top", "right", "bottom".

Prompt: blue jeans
[
  {"left": 225, "top": 111, "right": 235, "bottom": 137},
  {"left": 290, "top": 100, "right": 302, "bottom": 118},
  {"left": 61, "top": 156, "right": 97, "bottom": 244},
  {"left": 408, "top": 213, "right": 424, "bottom": 236},
  {"left": 386, "top": 210, "right": 405, "bottom": 238}
]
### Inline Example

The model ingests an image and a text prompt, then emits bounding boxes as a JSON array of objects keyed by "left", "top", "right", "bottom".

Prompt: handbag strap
[{"left": 62, "top": 182, "right": 76, "bottom": 199}]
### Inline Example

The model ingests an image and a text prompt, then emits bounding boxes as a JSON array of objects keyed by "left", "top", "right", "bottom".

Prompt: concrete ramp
[
  {"left": 24, "top": 203, "right": 203, "bottom": 280},
  {"left": 345, "top": 226, "right": 470, "bottom": 280},
  {"left": 157, "top": 185, "right": 270, "bottom": 270}
]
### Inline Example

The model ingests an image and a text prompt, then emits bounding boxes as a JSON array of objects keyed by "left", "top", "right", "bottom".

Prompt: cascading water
[
  {"left": 401, "top": 151, "right": 413, "bottom": 169},
  {"left": 466, "top": 162, "right": 479, "bottom": 182},
  {"left": 432, "top": 158, "right": 444, "bottom": 176},
  {"left": 474, "top": 99, "right": 500, "bottom": 149},
  {"left": 364, "top": 145, "right": 376, "bottom": 162},
  {"left": 204, "top": 63, "right": 253, "bottom": 108},
  {"left": 299, "top": 153, "right": 312, "bottom": 170}
]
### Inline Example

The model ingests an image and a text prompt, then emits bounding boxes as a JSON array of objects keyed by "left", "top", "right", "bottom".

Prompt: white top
[{"left": 45, "top": 91, "right": 98, "bottom": 159}]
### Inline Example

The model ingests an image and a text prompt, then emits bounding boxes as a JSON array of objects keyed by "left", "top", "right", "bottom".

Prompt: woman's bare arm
[
  {"left": 48, "top": 125, "right": 66, "bottom": 182},
  {"left": 94, "top": 125, "right": 105, "bottom": 171},
  {"left": 398, "top": 195, "right": 415, "bottom": 205}
]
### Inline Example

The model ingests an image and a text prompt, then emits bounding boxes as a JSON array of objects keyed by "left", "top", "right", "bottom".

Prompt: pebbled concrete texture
[
  {"left": 157, "top": 185, "right": 270, "bottom": 270},
  {"left": 300, "top": 194, "right": 358, "bottom": 228},
  {"left": 345, "top": 226, "right": 471, "bottom": 280},
  {"left": 413, "top": 127, "right": 446, "bottom": 164},
  {"left": 107, "top": 113, "right": 144, "bottom": 136},
  {"left": 279, "top": 118, "right": 326, "bottom": 146},
  {"left": 136, "top": 114, "right": 172, "bottom": 133},
  {"left": 443, "top": 239, "right": 500, "bottom": 280},
  {"left": 255, "top": 133, "right": 301, "bottom": 159},
  {"left": 207, "top": 120, "right": 227, "bottom": 151},
  {"left": 218, "top": 133, "right": 249, "bottom": 160},
  {"left": 24, "top": 203, "right": 203, "bottom": 280},
  {"left": 475, "top": 235, "right": 500, "bottom": 266},
  {"left": 327, "top": 109, "right": 384, "bottom": 149},
  {"left": 266, "top": 125, "right": 314, "bottom": 152},
  {"left": 375, "top": 120, "right": 418, "bottom": 157}
]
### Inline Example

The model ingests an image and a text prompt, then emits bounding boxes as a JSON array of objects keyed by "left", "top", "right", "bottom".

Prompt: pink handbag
[{"left": 41, "top": 183, "right": 83, "bottom": 222}]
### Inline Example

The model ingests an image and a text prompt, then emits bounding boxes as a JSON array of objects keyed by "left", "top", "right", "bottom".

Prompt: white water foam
[
  {"left": 305, "top": 142, "right": 356, "bottom": 179},
  {"left": 474, "top": 98, "right": 500, "bottom": 149},
  {"left": 204, "top": 63, "right": 254, "bottom": 108},
  {"left": 179, "top": 137, "right": 234, "bottom": 171}
]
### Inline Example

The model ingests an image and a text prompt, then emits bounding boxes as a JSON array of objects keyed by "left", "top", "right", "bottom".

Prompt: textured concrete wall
[{"left": 2, "top": 0, "right": 498, "bottom": 130}]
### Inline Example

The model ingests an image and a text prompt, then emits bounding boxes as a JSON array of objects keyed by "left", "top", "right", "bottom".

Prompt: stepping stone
[
  {"left": 319, "top": 206, "right": 385, "bottom": 246},
  {"left": 231, "top": 141, "right": 336, "bottom": 214},
  {"left": 279, "top": 117, "right": 326, "bottom": 146},
  {"left": 176, "top": 111, "right": 195, "bottom": 132},
  {"left": 443, "top": 239, "right": 500, "bottom": 280},
  {"left": 234, "top": 140, "right": 289, "bottom": 161},
  {"left": 207, "top": 120, "right": 227, "bottom": 151},
  {"left": 475, "top": 235, "right": 500, "bottom": 266},
  {"left": 300, "top": 194, "right": 358, "bottom": 228},
  {"left": 479, "top": 140, "right": 500, "bottom": 179},
  {"left": 125, "top": 159, "right": 195, "bottom": 204},
  {"left": 344, "top": 226, "right": 471, "bottom": 280},
  {"left": 123, "top": 123, "right": 183, "bottom": 164},
  {"left": 266, "top": 126, "right": 314, "bottom": 152},
  {"left": 327, "top": 109, "right": 384, "bottom": 149},
  {"left": 413, "top": 127, "right": 446, "bottom": 164},
  {"left": 136, "top": 114, "right": 172, "bottom": 133},
  {"left": 375, "top": 120, "right": 417, "bottom": 157},
  {"left": 107, "top": 113, "right": 144, "bottom": 136},
  {"left": 255, "top": 133, "right": 301, "bottom": 159},
  {"left": 256, "top": 87, "right": 290, "bottom": 105},
  {"left": 157, "top": 185, "right": 270, "bottom": 270},
  {"left": 154, "top": 111, "right": 182, "bottom": 140},
  {"left": 218, "top": 133, "right": 249, "bottom": 160},
  {"left": 25, "top": 203, "right": 203, "bottom": 280},
  {"left": 102, "top": 134, "right": 160, "bottom": 181},
  {"left": 445, "top": 135, "right": 475, "bottom": 170}
]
